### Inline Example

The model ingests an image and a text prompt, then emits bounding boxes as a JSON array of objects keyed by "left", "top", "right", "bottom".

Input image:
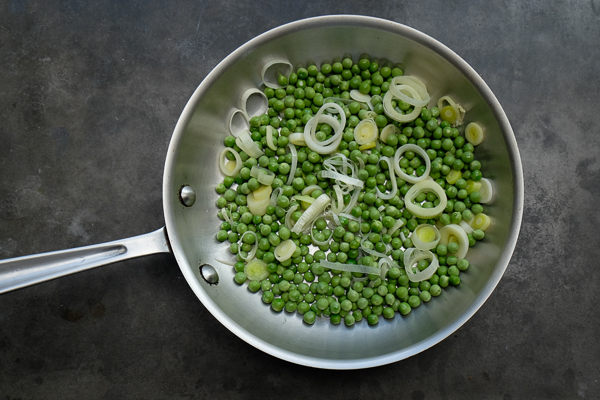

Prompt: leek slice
[
  {"left": 439, "top": 224, "right": 469, "bottom": 259},
  {"left": 393, "top": 144, "right": 431, "bottom": 183},
  {"left": 404, "top": 180, "right": 447, "bottom": 219},
  {"left": 320, "top": 260, "right": 380, "bottom": 276},
  {"left": 228, "top": 108, "right": 249, "bottom": 137},
  {"left": 320, "top": 170, "right": 364, "bottom": 189},
  {"left": 291, "top": 194, "right": 330, "bottom": 234},
  {"left": 446, "top": 169, "right": 462, "bottom": 185},
  {"left": 238, "top": 231, "right": 258, "bottom": 262},
  {"left": 478, "top": 178, "right": 494, "bottom": 203},
  {"left": 389, "top": 76, "right": 430, "bottom": 107},
  {"left": 376, "top": 156, "right": 398, "bottom": 200},
  {"left": 403, "top": 248, "right": 439, "bottom": 282},
  {"left": 266, "top": 126, "right": 277, "bottom": 150},
  {"left": 241, "top": 88, "right": 268, "bottom": 119},
  {"left": 236, "top": 130, "right": 264, "bottom": 158},
  {"left": 285, "top": 143, "right": 298, "bottom": 186},
  {"left": 274, "top": 239, "right": 297, "bottom": 262},
  {"left": 250, "top": 165, "right": 275, "bottom": 186},
  {"left": 470, "top": 213, "right": 491, "bottom": 231},
  {"left": 289, "top": 132, "right": 306, "bottom": 146},
  {"left": 437, "top": 96, "right": 465, "bottom": 127},
  {"left": 303, "top": 103, "right": 346, "bottom": 154},
  {"left": 261, "top": 60, "right": 293, "bottom": 89},
  {"left": 411, "top": 224, "right": 441, "bottom": 251},
  {"left": 383, "top": 87, "right": 422, "bottom": 123},
  {"left": 380, "top": 124, "right": 400, "bottom": 144},
  {"left": 244, "top": 259, "right": 269, "bottom": 281},
  {"left": 247, "top": 186, "right": 272, "bottom": 216},
  {"left": 466, "top": 180, "right": 482, "bottom": 195},
  {"left": 219, "top": 148, "right": 242, "bottom": 177},
  {"left": 465, "top": 122, "right": 484, "bottom": 146}
]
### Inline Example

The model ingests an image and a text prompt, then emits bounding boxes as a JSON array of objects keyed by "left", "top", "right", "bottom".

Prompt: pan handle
[{"left": 0, "top": 228, "right": 170, "bottom": 294}]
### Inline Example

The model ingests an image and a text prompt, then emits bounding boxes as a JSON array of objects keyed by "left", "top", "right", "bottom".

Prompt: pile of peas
[{"left": 215, "top": 54, "right": 487, "bottom": 327}]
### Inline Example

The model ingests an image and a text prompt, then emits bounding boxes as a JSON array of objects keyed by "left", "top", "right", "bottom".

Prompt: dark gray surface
[{"left": 0, "top": 0, "right": 598, "bottom": 399}]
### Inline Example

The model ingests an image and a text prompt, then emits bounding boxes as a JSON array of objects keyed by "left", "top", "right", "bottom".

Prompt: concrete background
[{"left": 1, "top": 0, "right": 598, "bottom": 399}]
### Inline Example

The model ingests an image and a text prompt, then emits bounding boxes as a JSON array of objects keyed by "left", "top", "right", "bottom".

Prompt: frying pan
[{"left": 0, "top": 15, "right": 524, "bottom": 369}]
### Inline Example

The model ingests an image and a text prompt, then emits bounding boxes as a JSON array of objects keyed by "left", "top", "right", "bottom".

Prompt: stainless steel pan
[{"left": 0, "top": 15, "right": 524, "bottom": 369}]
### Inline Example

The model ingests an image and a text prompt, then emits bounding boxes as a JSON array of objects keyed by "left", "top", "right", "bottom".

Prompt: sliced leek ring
[
  {"left": 404, "top": 180, "right": 447, "bottom": 219},
  {"left": 445, "top": 169, "right": 462, "bottom": 185},
  {"left": 250, "top": 165, "right": 275, "bottom": 186},
  {"left": 470, "top": 213, "right": 491, "bottom": 231},
  {"left": 478, "top": 178, "right": 494, "bottom": 203},
  {"left": 403, "top": 248, "right": 439, "bottom": 282},
  {"left": 439, "top": 224, "right": 469, "bottom": 259},
  {"left": 411, "top": 224, "right": 441, "bottom": 251},
  {"left": 465, "top": 122, "right": 484, "bottom": 146},
  {"left": 219, "top": 148, "right": 242, "bottom": 177},
  {"left": 274, "top": 239, "right": 297, "bottom": 262},
  {"left": 261, "top": 59, "right": 293, "bottom": 89},
  {"left": 437, "top": 95, "right": 465, "bottom": 127},
  {"left": 244, "top": 259, "right": 269, "bottom": 281},
  {"left": 241, "top": 88, "right": 268, "bottom": 119},
  {"left": 228, "top": 108, "right": 249, "bottom": 137},
  {"left": 383, "top": 86, "right": 422, "bottom": 123},
  {"left": 393, "top": 144, "right": 431, "bottom": 183},
  {"left": 380, "top": 124, "right": 400, "bottom": 144},
  {"left": 291, "top": 193, "right": 330, "bottom": 234}
]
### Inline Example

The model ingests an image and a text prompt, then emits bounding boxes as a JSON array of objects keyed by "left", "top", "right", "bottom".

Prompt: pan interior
[{"left": 163, "top": 16, "right": 522, "bottom": 369}]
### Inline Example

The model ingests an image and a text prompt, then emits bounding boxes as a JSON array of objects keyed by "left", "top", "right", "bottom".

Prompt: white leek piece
[
  {"left": 244, "top": 259, "right": 269, "bottom": 281},
  {"left": 353, "top": 118, "right": 379, "bottom": 145},
  {"left": 274, "top": 239, "right": 297, "bottom": 262},
  {"left": 291, "top": 193, "right": 330, "bottom": 234},
  {"left": 393, "top": 144, "right": 431, "bottom": 183},
  {"left": 380, "top": 124, "right": 400, "bottom": 144},
  {"left": 376, "top": 156, "right": 397, "bottom": 200},
  {"left": 360, "top": 237, "right": 390, "bottom": 259},
  {"left": 261, "top": 60, "right": 293, "bottom": 89},
  {"left": 404, "top": 180, "right": 447, "bottom": 219},
  {"left": 219, "top": 148, "right": 242, "bottom": 177},
  {"left": 301, "top": 185, "right": 322, "bottom": 196},
  {"left": 331, "top": 185, "right": 344, "bottom": 214},
  {"left": 319, "top": 170, "right": 364, "bottom": 189},
  {"left": 387, "top": 218, "right": 405, "bottom": 236},
  {"left": 228, "top": 108, "right": 249, "bottom": 137},
  {"left": 236, "top": 130, "right": 264, "bottom": 158},
  {"left": 247, "top": 185, "right": 272, "bottom": 216},
  {"left": 284, "top": 204, "right": 300, "bottom": 230},
  {"left": 439, "top": 224, "right": 469, "bottom": 259},
  {"left": 241, "top": 88, "right": 268, "bottom": 119},
  {"left": 269, "top": 187, "right": 282, "bottom": 207},
  {"left": 320, "top": 260, "right": 380, "bottom": 275},
  {"left": 478, "top": 178, "right": 494, "bottom": 203},
  {"left": 465, "top": 122, "right": 484, "bottom": 146},
  {"left": 303, "top": 103, "right": 346, "bottom": 155},
  {"left": 238, "top": 231, "right": 258, "bottom": 262},
  {"left": 389, "top": 76, "right": 430, "bottom": 107},
  {"left": 288, "top": 132, "right": 306, "bottom": 146},
  {"left": 250, "top": 165, "right": 275, "bottom": 186},
  {"left": 403, "top": 248, "right": 439, "bottom": 282},
  {"left": 266, "top": 126, "right": 277, "bottom": 150},
  {"left": 411, "top": 224, "right": 441, "bottom": 251},
  {"left": 350, "top": 90, "right": 373, "bottom": 106},
  {"left": 469, "top": 213, "right": 491, "bottom": 231},
  {"left": 437, "top": 96, "right": 465, "bottom": 127},
  {"left": 383, "top": 86, "right": 422, "bottom": 123},
  {"left": 285, "top": 143, "right": 298, "bottom": 186},
  {"left": 459, "top": 220, "right": 474, "bottom": 234}
]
